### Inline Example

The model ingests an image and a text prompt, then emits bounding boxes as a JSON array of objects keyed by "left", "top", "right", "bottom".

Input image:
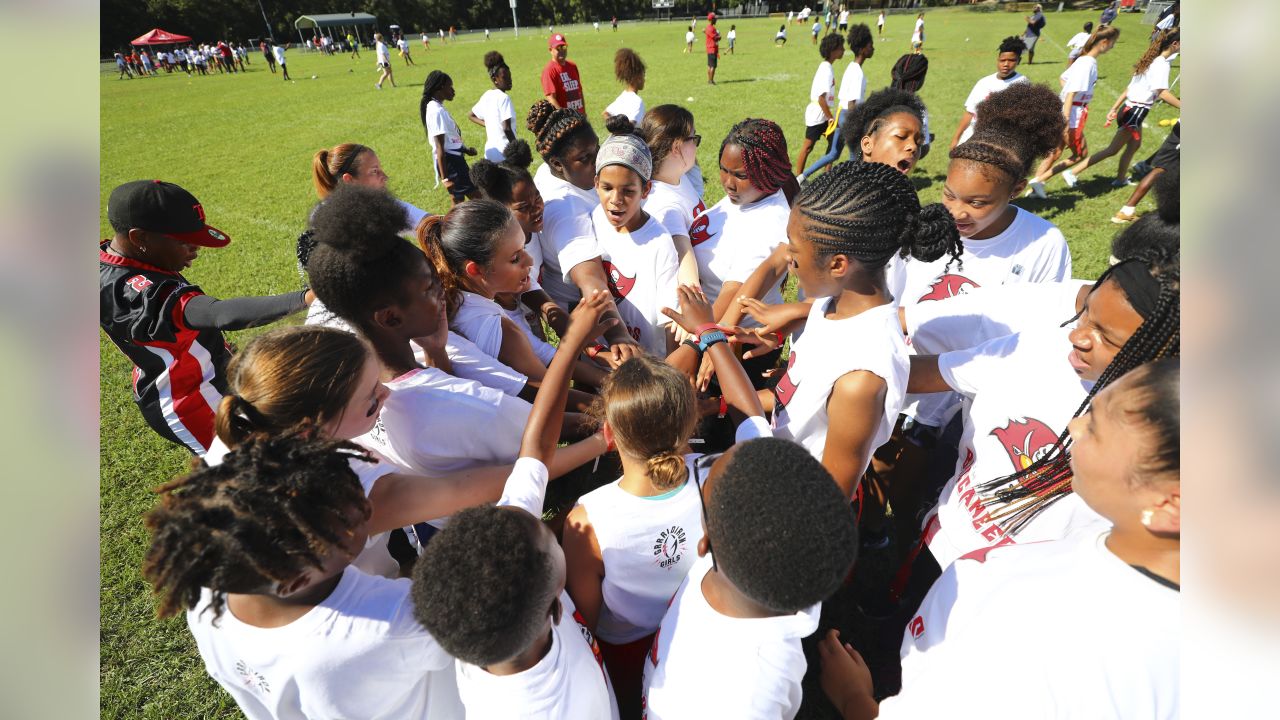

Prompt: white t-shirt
[
  {"left": 424, "top": 99, "right": 464, "bottom": 154},
  {"left": 398, "top": 38, "right": 409, "bottom": 52},
  {"left": 771, "top": 301, "right": 908, "bottom": 473},
  {"left": 376, "top": 40, "right": 390, "bottom": 64},
  {"left": 1125, "top": 55, "right": 1172, "bottom": 108},
  {"left": 957, "top": 72, "right": 1029, "bottom": 144},
  {"left": 575, "top": 456, "right": 705, "bottom": 643},
  {"left": 534, "top": 163, "right": 602, "bottom": 308},
  {"left": 604, "top": 90, "right": 646, "bottom": 124},
  {"left": 500, "top": 300, "right": 558, "bottom": 366},
  {"left": 837, "top": 61, "right": 867, "bottom": 110},
  {"left": 838, "top": 10, "right": 849, "bottom": 24},
  {"left": 456, "top": 591, "right": 619, "bottom": 720},
  {"left": 644, "top": 174, "right": 706, "bottom": 240},
  {"left": 690, "top": 189, "right": 790, "bottom": 324},
  {"left": 912, "top": 18, "right": 924, "bottom": 43},
  {"left": 358, "top": 366, "right": 532, "bottom": 476},
  {"left": 925, "top": 327, "right": 1109, "bottom": 569},
  {"left": 728, "top": 29, "right": 736, "bottom": 41},
  {"left": 880, "top": 531, "right": 1179, "bottom": 719},
  {"left": 686, "top": 30, "right": 695, "bottom": 43},
  {"left": 471, "top": 88, "right": 516, "bottom": 162},
  {"left": 878, "top": 12, "right": 885, "bottom": 26},
  {"left": 187, "top": 566, "right": 463, "bottom": 720},
  {"left": 804, "top": 60, "right": 837, "bottom": 126},
  {"left": 592, "top": 208, "right": 680, "bottom": 356},
  {"left": 271, "top": 45, "right": 286, "bottom": 64},
  {"left": 1060, "top": 55, "right": 1099, "bottom": 127},
  {"left": 451, "top": 291, "right": 513, "bottom": 360},
  {"left": 1156, "top": 12, "right": 1177, "bottom": 30},
  {"left": 906, "top": 279, "right": 1091, "bottom": 355},
  {"left": 1066, "top": 31, "right": 1090, "bottom": 59},
  {"left": 642, "top": 554, "right": 819, "bottom": 720}
]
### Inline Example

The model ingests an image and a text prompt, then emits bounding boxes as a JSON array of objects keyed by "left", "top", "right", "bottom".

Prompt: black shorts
[
  {"left": 443, "top": 152, "right": 474, "bottom": 199},
  {"left": 1149, "top": 123, "right": 1180, "bottom": 171},
  {"left": 707, "top": 53, "right": 718, "bottom": 68},
  {"left": 378, "top": 61, "right": 390, "bottom": 69},
  {"left": 839, "top": 22, "right": 848, "bottom": 31},
  {"left": 804, "top": 122, "right": 829, "bottom": 142},
  {"left": 1118, "top": 104, "right": 1150, "bottom": 137}
]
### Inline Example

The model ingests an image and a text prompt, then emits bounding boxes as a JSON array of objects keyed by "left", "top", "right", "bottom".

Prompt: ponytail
[
  {"left": 595, "top": 356, "right": 697, "bottom": 491},
  {"left": 312, "top": 143, "right": 370, "bottom": 199},
  {"left": 415, "top": 200, "right": 517, "bottom": 317},
  {"left": 415, "top": 214, "right": 463, "bottom": 317},
  {"left": 1134, "top": 28, "right": 1178, "bottom": 76},
  {"left": 1081, "top": 25, "right": 1119, "bottom": 55}
]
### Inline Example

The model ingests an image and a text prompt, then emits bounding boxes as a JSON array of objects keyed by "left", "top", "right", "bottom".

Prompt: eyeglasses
[
  {"left": 691, "top": 451, "right": 723, "bottom": 571},
  {"left": 687, "top": 134, "right": 702, "bottom": 147}
]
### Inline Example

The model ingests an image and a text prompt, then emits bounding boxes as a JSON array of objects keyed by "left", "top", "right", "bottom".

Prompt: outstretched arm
[{"left": 823, "top": 370, "right": 888, "bottom": 500}]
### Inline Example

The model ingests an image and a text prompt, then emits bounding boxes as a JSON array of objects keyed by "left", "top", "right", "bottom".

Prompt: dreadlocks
[
  {"left": 719, "top": 118, "right": 792, "bottom": 195},
  {"left": 142, "top": 433, "right": 372, "bottom": 621},
  {"left": 975, "top": 259, "right": 1181, "bottom": 533}
]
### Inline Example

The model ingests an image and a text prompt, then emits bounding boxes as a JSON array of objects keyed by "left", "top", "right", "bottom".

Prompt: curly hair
[
  {"left": 614, "top": 47, "right": 646, "bottom": 88},
  {"left": 416, "top": 199, "right": 517, "bottom": 317},
  {"left": 949, "top": 82, "right": 1065, "bottom": 184},
  {"left": 998, "top": 35, "right": 1026, "bottom": 57},
  {"left": 411, "top": 505, "right": 557, "bottom": 666},
  {"left": 819, "top": 32, "right": 845, "bottom": 61},
  {"left": 1110, "top": 208, "right": 1179, "bottom": 277},
  {"left": 797, "top": 161, "right": 961, "bottom": 269},
  {"left": 707, "top": 438, "right": 858, "bottom": 613},
  {"left": 847, "top": 23, "right": 873, "bottom": 55},
  {"left": 592, "top": 356, "right": 697, "bottom": 491},
  {"left": 719, "top": 118, "right": 792, "bottom": 196},
  {"left": 142, "top": 433, "right": 372, "bottom": 621},
  {"left": 841, "top": 87, "right": 926, "bottom": 154},
  {"left": 305, "top": 184, "right": 426, "bottom": 332},
  {"left": 483, "top": 50, "right": 508, "bottom": 79},
  {"left": 526, "top": 99, "right": 597, "bottom": 163},
  {"left": 1135, "top": 28, "right": 1178, "bottom": 76}
]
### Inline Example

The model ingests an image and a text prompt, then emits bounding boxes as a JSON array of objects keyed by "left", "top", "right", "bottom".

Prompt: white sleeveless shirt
[{"left": 575, "top": 455, "right": 705, "bottom": 643}]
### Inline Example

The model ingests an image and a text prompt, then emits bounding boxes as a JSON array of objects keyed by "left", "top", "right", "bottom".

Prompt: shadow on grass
[{"left": 715, "top": 77, "right": 759, "bottom": 84}]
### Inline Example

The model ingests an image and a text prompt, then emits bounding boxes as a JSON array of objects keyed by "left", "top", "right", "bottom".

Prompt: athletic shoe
[
  {"left": 1026, "top": 180, "right": 1047, "bottom": 199},
  {"left": 1111, "top": 210, "right": 1137, "bottom": 224},
  {"left": 1111, "top": 178, "right": 1134, "bottom": 187},
  {"left": 1062, "top": 170, "right": 1078, "bottom": 188}
]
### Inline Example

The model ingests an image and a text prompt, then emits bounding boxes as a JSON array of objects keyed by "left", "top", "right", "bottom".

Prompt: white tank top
[
  {"left": 771, "top": 300, "right": 909, "bottom": 470},
  {"left": 576, "top": 455, "right": 705, "bottom": 643}
]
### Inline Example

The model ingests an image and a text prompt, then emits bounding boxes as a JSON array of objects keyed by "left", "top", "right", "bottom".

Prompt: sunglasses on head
[{"left": 691, "top": 451, "right": 723, "bottom": 571}]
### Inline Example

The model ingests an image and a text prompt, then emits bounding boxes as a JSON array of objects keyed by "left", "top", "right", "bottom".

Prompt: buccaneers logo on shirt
[
  {"left": 918, "top": 273, "right": 979, "bottom": 302},
  {"left": 990, "top": 417, "right": 1059, "bottom": 473},
  {"left": 773, "top": 350, "right": 799, "bottom": 409},
  {"left": 689, "top": 213, "right": 714, "bottom": 247},
  {"left": 602, "top": 260, "right": 636, "bottom": 300}
]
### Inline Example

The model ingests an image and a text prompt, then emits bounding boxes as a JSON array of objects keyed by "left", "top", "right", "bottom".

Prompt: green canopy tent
[{"left": 294, "top": 12, "right": 378, "bottom": 48}]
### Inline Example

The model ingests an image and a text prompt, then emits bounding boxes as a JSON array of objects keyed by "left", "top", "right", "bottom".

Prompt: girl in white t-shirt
[
  {"left": 948, "top": 36, "right": 1029, "bottom": 150},
  {"left": 146, "top": 433, "right": 466, "bottom": 720},
  {"left": 420, "top": 70, "right": 478, "bottom": 206},
  {"left": 741, "top": 161, "right": 960, "bottom": 504},
  {"left": 795, "top": 34, "right": 846, "bottom": 178},
  {"left": 639, "top": 104, "right": 705, "bottom": 292},
  {"left": 374, "top": 33, "right": 396, "bottom": 89},
  {"left": 1027, "top": 25, "right": 1120, "bottom": 197},
  {"left": 527, "top": 99, "right": 644, "bottom": 365},
  {"left": 1061, "top": 29, "right": 1180, "bottom": 188},
  {"left": 684, "top": 26, "right": 695, "bottom": 52},
  {"left": 1066, "top": 20, "right": 1094, "bottom": 61},
  {"left": 911, "top": 13, "right": 925, "bottom": 49},
  {"left": 305, "top": 185, "right": 600, "bottom": 478},
  {"left": 591, "top": 117, "right": 680, "bottom": 357},
  {"left": 309, "top": 142, "right": 430, "bottom": 233},
  {"left": 467, "top": 51, "right": 517, "bottom": 162},
  {"left": 604, "top": 48, "right": 647, "bottom": 124},
  {"left": 822, "top": 359, "right": 1181, "bottom": 720}
]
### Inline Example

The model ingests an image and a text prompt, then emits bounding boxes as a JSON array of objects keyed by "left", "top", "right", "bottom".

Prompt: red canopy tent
[{"left": 131, "top": 28, "right": 193, "bottom": 46}]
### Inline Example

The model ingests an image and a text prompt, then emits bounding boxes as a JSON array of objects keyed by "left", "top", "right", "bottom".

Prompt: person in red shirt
[
  {"left": 705, "top": 13, "right": 721, "bottom": 85},
  {"left": 541, "top": 33, "right": 585, "bottom": 114}
]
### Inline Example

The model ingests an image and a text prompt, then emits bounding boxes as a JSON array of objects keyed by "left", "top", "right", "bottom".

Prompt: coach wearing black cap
[{"left": 99, "top": 179, "right": 314, "bottom": 454}]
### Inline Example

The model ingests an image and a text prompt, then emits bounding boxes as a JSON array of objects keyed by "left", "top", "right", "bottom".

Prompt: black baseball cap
[{"left": 107, "top": 180, "right": 231, "bottom": 248}]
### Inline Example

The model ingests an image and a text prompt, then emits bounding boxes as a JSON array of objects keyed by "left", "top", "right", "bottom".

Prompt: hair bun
[
  {"left": 483, "top": 51, "right": 506, "bottom": 71},
  {"left": 604, "top": 114, "right": 636, "bottom": 136},
  {"left": 906, "top": 203, "right": 962, "bottom": 264},
  {"left": 526, "top": 100, "right": 555, "bottom": 136},
  {"left": 502, "top": 139, "right": 533, "bottom": 170},
  {"left": 310, "top": 184, "right": 407, "bottom": 256}
]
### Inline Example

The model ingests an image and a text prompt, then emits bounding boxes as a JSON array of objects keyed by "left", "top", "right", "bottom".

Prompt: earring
[{"left": 1141, "top": 509, "right": 1154, "bottom": 527}]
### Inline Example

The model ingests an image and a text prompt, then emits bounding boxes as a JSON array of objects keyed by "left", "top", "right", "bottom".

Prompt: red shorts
[
  {"left": 1067, "top": 106, "right": 1089, "bottom": 156},
  {"left": 599, "top": 633, "right": 654, "bottom": 720}
]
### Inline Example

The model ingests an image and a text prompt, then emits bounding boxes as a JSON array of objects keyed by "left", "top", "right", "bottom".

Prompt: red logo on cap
[{"left": 193, "top": 204, "right": 206, "bottom": 222}]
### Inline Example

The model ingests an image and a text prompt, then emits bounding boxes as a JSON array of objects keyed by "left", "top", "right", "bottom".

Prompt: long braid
[
  {"left": 797, "top": 161, "right": 961, "bottom": 268},
  {"left": 719, "top": 118, "right": 793, "bottom": 195},
  {"left": 142, "top": 433, "right": 372, "bottom": 621},
  {"left": 419, "top": 70, "right": 452, "bottom": 137},
  {"left": 526, "top": 99, "right": 595, "bottom": 162},
  {"left": 975, "top": 267, "right": 1181, "bottom": 533}
]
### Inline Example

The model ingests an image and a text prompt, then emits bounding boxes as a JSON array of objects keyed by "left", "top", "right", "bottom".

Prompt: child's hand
[
  {"left": 442, "top": 177, "right": 455, "bottom": 190},
  {"left": 606, "top": 341, "right": 642, "bottom": 369},
  {"left": 660, "top": 285, "right": 717, "bottom": 335},
  {"left": 726, "top": 327, "right": 780, "bottom": 360},
  {"left": 738, "top": 297, "right": 794, "bottom": 336},
  {"left": 565, "top": 289, "right": 618, "bottom": 350},
  {"left": 818, "top": 629, "right": 877, "bottom": 720},
  {"left": 463, "top": 147, "right": 478, "bottom": 157}
]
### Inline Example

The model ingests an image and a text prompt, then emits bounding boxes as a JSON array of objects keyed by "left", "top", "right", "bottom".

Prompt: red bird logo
[
  {"left": 990, "top": 418, "right": 1059, "bottom": 473},
  {"left": 918, "top": 273, "right": 978, "bottom": 302},
  {"left": 773, "top": 350, "right": 799, "bottom": 409},
  {"left": 689, "top": 213, "right": 714, "bottom": 247},
  {"left": 602, "top": 260, "right": 637, "bottom": 300}
]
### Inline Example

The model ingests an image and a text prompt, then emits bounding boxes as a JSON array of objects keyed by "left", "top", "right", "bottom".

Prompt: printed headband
[{"left": 595, "top": 134, "right": 652, "bottom": 184}]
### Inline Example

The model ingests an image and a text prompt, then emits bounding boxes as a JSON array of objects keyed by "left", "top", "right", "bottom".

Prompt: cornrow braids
[
  {"left": 797, "top": 161, "right": 961, "bottom": 269},
  {"left": 142, "top": 433, "right": 372, "bottom": 621},
  {"left": 949, "top": 83, "right": 1065, "bottom": 183},
  {"left": 526, "top": 99, "right": 596, "bottom": 162},
  {"left": 974, "top": 264, "right": 1180, "bottom": 533},
  {"left": 719, "top": 118, "right": 792, "bottom": 195}
]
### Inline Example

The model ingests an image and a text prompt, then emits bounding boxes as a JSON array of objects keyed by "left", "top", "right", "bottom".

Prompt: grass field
[{"left": 100, "top": 8, "right": 1177, "bottom": 718}]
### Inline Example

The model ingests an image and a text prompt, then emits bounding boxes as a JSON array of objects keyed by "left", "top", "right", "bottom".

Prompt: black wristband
[{"left": 681, "top": 338, "right": 703, "bottom": 355}]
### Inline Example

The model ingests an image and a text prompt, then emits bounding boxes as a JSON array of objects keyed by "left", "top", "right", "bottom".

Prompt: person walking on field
[
  {"left": 348, "top": 33, "right": 360, "bottom": 58},
  {"left": 273, "top": 42, "right": 291, "bottom": 81},
  {"left": 261, "top": 40, "right": 276, "bottom": 72},
  {"left": 1023, "top": 4, "right": 1047, "bottom": 64},
  {"left": 705, "top": 13, "right": 721, "bottom": 85},
  {"left": 398, "top": 34, "right": 415, "bottom": 66},
  {"left": 374, "top": 33, "right": 396, "bottom": 89}
]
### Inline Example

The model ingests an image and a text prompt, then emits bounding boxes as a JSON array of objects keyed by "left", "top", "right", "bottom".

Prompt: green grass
[{"left": 100, "top": 9, "right": 1176, "bottom": 718}]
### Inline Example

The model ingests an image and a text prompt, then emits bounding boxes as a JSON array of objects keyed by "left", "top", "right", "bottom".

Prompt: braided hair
[
  {"left": 890, "top": 52, "right": 929, "bottom": 92},
  {"left": 419, "top": 70, "right": 452, "bottom": 137},
  {"left": 526, "top": 99, "right": 596, "bottom": 164},
  {"left": 719, "top": 118, "right": 793, "bottom": 196},
  {"left": 841, "top": 88, "right": 926, "bottom": 158},
  {"left": 796, "top": 161, "right": 961, "bottom": 269},
  {"left": 949, "top": 82, "right": 1065, "bottom": 185},
  {"left": 975, "top": 259, "right": 1181, "bottom": 533},
  {"left": 142, "top": 433, "right": 372, "bottom": 621}
]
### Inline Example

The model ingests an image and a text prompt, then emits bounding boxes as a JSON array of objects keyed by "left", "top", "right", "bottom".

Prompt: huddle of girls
[{"left": 114, "top": 26, "right": 1183, "bottom": 720}]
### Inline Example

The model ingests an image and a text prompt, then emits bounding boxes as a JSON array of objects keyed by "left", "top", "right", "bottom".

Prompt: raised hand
[{"left": 660, "top": 284, "right": 717, "bottom": 336}]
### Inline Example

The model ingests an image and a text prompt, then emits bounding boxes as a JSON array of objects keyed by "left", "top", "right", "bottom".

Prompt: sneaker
[
  {"left": 1111, "top": 211, "right": 1137, "bottom": 224},
  {"left": 1110, "top": 178, "right": 1134, "bottom": 188},
  {"left": 1062, "top": 170, "right": 1078, "bottom": 188},
  {"left": 1027, "top": 181, "right": 1047, "bottom": 199}
]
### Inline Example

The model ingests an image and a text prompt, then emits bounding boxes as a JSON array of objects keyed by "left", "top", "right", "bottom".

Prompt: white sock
[{"left": 1120, "top": 205, "right": 1136, "bottom": 215}]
